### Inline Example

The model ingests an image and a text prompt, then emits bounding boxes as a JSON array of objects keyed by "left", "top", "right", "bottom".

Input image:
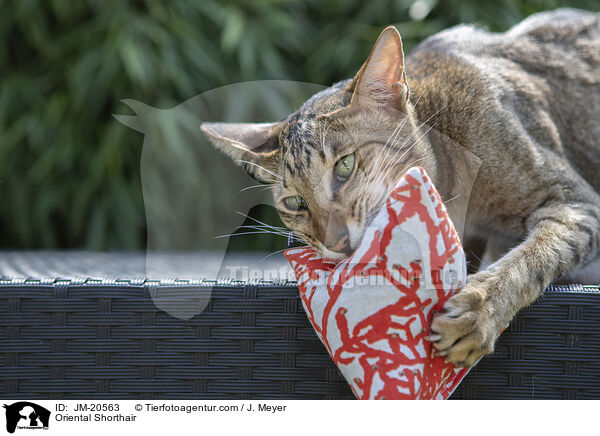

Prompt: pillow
[{"left": 284, "top": 167, "right": 471, "bottom": 399}]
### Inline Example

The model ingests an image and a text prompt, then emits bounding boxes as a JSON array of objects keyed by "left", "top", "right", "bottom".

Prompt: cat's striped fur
[{"left": 202, "top": 9, "right": 600, "bottom": 367}]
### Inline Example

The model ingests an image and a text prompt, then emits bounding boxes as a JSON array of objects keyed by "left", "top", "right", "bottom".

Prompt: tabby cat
[{"left": 201, "top": 9, "right": 600, "bottom": 367}]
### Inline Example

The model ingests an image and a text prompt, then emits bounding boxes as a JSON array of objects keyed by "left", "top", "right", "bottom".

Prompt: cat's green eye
[
  {"left": 334, "top": 153, "right": 355, "bottom": 180},
  {"left": 283, "top": 195, "right": 307, "bottom": 211}
]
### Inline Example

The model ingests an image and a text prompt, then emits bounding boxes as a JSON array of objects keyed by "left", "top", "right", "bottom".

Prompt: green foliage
[{"left": 0, "top": 0, "right": 596, "bottom": 249}]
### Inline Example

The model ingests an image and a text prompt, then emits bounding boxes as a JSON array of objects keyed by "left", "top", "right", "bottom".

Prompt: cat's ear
[
  {"left": 347, "top": 26, "right": 408, "bottom": 110},
  {"left": 200, "top": 121, "right": 282, "bottom": 183}
]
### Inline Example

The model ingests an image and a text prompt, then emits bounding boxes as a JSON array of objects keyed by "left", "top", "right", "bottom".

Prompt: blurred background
[{"left": 1, "top": 0, "right": 597, "bottom": 251}]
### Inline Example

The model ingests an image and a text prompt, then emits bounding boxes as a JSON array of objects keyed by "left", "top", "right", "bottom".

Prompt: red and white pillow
[{"left": 285, "top": 167, "right": 470, "bottom": 399}]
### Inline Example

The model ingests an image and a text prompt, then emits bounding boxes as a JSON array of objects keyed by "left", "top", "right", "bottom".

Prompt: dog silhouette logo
[{"left": 3, "top": 402, "right": 50, "bottom": 434}]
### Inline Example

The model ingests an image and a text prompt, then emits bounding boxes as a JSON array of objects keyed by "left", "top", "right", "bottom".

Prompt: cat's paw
[{"left": 429, "top": 284, "right": 500, "bottom": 367}]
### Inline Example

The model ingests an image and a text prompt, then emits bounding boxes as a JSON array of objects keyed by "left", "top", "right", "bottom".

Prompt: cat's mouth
[
  {"left": 316, "top": 225, "right": 367, "bottom": 261},
  {"left": 310, "top": 205, "right": 385, "bottom": 261},
  {"left": 321, "top": 246, "right": 352, "bottom": 261}
]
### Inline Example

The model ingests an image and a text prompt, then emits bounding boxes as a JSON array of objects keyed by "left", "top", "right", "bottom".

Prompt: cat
[{"left": 201, "top": 8, "right": 600, "bottom": 367}]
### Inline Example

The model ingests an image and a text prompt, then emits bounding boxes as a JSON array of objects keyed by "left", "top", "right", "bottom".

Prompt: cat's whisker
[
  {"left": 238, "top": 224, "right": 288, "bottom": 231},
  {"left": 258, "top": 247, "right": 292, "bottom": 263},
  {"left": 367, "top": 144, "right": 417, "bottom": 206},
  {"left": 234, "top": 211, "right": 310, "bottom": 242},
  {"left": 369, "top": 108, "right": 444, "bottom": 193},
  {"left": 368, "top": 128, "right": 420, "bottom": 202},
  {"left": 381, "top": 156, "right": 429, "bottom": 199},
  {"left": 238, "top": 224, "right": 293, "bottom": 236},
  {"left": 365, "top": 116, "right": 440, "bottom": 208},
  {"left": 237, "top": 226, "right": 291, "bottom": 237},
  {"left": 368, "top": 116, "right": 407, "bottom": 181},
  {"left": 233, "top": 223, "right": 291, "bottom": 234},
  {"left": 215, "top": 232, "right": 267, "bottom": 239},
  {"left": 236, "top": 160, "right": 282, "bottom": 180},
  {"left": 369, "top": 116, "right": 409, "bottom": 184},
  {"left": 214, "top": 230, "right": 293, "bottom": 239},
  {"left": 383, "top": 108, "right": 442, "bottom": 170},
  {"left": 320, "top": 118, "right": 330, "bottom": 153},
  {"left": 391, "top": 157, "right": 428, "bottom": 187},
  {"left": 368, "top": 157, "right": 427, "bottom": 210},
  {"left": 238, "top": 184, "right": 274, "bottom": 193},
  {"left": 444, "top": 193, "right": 462, "bottom": 204},
  {"left": 372, "top": 120, "right": 439, "bottom": 197},
  {"left": 236, "top": 223, "right": 292, "bottom": 236},
  {"left": 234, "top": 211, "right": 283, "bottom": 232},
  {"left": 412, "top": 89, "right": 426, "bottom": 108}
]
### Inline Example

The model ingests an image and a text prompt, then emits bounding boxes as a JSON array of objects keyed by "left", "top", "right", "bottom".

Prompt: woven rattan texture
[
  {"left": 0, "top": 281, "right": 353, "bottom": 400},
  {"left": 1, "top": 281, "right": 599, "bottom": 399},
  {"left": 452, "top": 284, "right": 600, "bottom": 399}
]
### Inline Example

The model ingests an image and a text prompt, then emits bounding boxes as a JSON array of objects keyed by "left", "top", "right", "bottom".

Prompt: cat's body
[
  {"left": 202, "top": 8, "right": 600, "bottom": 366},
  {"left": 408, "top": 9, "right": 600, "bottom": 257}
]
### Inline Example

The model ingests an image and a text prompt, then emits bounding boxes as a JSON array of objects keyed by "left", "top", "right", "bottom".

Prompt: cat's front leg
[{"left": 430, "top": 201, "right": 600, "bottom": 367}]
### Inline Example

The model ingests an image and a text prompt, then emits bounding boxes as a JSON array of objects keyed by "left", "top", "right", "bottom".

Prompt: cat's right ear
[
  {"left": 200, "top": 121, "right": 282, "bottom": 183},
  {"left": 346, "top": 26, "right": 408, "bottom": 110}
]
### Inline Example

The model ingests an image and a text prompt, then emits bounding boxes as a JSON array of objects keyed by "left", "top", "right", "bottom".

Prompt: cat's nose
[{"left": 324, "top": 230, "right": 353, "bottom": 256}]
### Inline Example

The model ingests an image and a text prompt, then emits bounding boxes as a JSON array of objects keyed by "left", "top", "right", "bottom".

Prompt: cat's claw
[{"left": 430, "top": 283, "right": 500, "bottom": 367}]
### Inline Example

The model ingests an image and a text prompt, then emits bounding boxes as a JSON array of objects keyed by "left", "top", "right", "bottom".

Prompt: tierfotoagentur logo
[{"left": 3, "top": 402, "right": 50, "bottom": 434}]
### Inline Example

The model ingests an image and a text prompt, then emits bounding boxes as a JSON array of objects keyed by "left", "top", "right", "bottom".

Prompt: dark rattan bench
[{"left": 1, "top": 252, "right": 599, "bottom": 399}]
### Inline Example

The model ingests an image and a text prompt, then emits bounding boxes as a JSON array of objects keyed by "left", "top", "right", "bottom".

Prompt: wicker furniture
[{"left": 1, "top": 253, "right": 599, "bottom": 399}]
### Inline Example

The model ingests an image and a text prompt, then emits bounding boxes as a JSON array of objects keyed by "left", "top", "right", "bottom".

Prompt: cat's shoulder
[
  {"left": 505, "top": 8, "right": 598, "bottom": 40},
  {"left": 410, "top": 8, "right": 598, "bottom": 57},
  {"left": 406, "top": 8, "right": 599, "bottom": 89}
]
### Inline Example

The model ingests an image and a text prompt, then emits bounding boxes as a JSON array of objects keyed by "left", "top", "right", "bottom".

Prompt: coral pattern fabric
[{"left": 285, "top": 167, "right": 470, "bottom": 399}]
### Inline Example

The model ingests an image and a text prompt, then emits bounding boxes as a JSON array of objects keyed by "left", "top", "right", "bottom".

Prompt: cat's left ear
[
  {"left": 347, "top": 26, "right": 408, "bottom": 110},
  {"left": 200, "top": 121, "right": 282, "bottom": 183}
]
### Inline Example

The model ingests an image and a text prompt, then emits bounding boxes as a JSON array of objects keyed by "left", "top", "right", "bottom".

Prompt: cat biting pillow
[
  {"left": 203, "top": 12, "right": 600, "bottom": 369},
  {"left": 285, "top": 167, "right": 473, "bottom": 399}
]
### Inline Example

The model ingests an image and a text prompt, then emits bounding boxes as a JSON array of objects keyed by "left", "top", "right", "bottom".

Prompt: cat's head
[{"left": 202, "top": 27, "right": 432, "bottom": 259}]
